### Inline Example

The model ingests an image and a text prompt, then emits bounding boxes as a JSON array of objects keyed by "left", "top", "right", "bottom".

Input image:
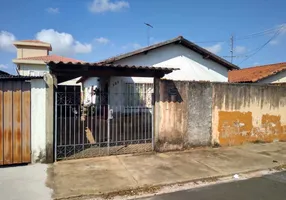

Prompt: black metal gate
[{"left": 55, "top": 85, "right": 153, "bottom": 160}]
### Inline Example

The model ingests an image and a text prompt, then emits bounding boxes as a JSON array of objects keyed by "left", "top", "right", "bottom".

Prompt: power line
[
  {"left": 193, "top": 24, "right": 285, "bottom": 44},
  {"left": 235, "top": 26, "right": 282, "bottom": 40},
  {"left": 238, "top": 29, "right": 282, "bottom": 65}
]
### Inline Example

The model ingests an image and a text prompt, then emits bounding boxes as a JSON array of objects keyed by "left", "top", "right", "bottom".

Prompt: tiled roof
[
  {"left": 47, "top": 61, "right": 179, "bottom": 71},
  {"left": 0, "top": 75, "right": 43, "bottom": 80},
  {"left": 17, "top": 55, "right": 83, "bottom": 63},
  {"left": 99, "top": 36, "right": 239, "bottom": 70},
  {"left": 19, "top": 40, "right": 50, "bottom": 45},
  {"left": 47, "top": 61, "right": 179, "bottom": 82},
  {"left": 228, "top": 62, "right": 286, "bottom": 83}
]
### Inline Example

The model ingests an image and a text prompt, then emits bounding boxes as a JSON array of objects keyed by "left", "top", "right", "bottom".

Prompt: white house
[
  {"left": 229, "top": 62, "right": 286, "bottom": 83},
  {"left": 12, "top": 40, "right": 82, "bottom": 85},
  {"left": 78, "top": 36, "right": 239, "bottom": 107}
]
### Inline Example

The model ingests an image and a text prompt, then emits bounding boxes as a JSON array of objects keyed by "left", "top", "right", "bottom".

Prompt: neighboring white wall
[
  {"left": 58, "top": 77, "right": 81, "bottom": 86},
  {"left": 19, "top": 64, "right": 48, "bottom": 76},
  {"left": 114, "top": 44, "right": 229, "bottom": 82},
  {"left": 259, "top": 70, "right": 286, "bottom": 83},
  {"left": 31, "top": 79, "right": 46, "bottom": 163}
]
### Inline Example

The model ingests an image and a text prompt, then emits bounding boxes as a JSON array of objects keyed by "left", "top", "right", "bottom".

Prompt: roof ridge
[
  {"left": 98, "top": 36, "right": 239, "bottom": 70},
  {"left": 15, "top": 54, "right": 83, "bottom": 63}
]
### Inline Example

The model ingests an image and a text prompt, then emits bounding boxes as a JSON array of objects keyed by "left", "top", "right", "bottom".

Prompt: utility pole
[
  {"left": 144, "top": 23, "right": 153, "bottom": 46},
  {"left": 230, "top": 34, "right": 234, "bottom": 63}
]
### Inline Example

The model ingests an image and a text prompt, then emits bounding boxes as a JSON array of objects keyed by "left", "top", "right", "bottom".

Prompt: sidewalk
[{"left": 48, "top": 142, "right": 286, "bottom": 199}]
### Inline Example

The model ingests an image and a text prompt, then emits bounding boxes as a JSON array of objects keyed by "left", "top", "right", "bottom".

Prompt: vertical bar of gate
[
  {"left": 151, "top": 106, "right": 154, "bottom": 151},
  {"left": 64, "top": 87, "right": 67, "bottom": 159},
  {"left": 73, "top": 87, "right": 76, "bottom": 157},
  {"left": 69, "top": 105, "right": 71, "bottom": 154},
  {"left": 107, "top": 104, "right": 110, "bottom": 155},
  {"left": 78, "top": 104, "right": 80, "bottom": 155},
  {"left": 54, "top": 91, "right": 58, "bottom": 161}
]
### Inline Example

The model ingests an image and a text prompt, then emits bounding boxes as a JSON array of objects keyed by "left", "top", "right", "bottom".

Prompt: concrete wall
[
  {"left": 154, "top": 80, "right": 286, "bottom": 151},
  {"left": 259, "top": 70, "right": 286, "bottom": 83},
  {"left": 19, "top": 64, "right": 48, "bottom": 76},
  {"left": 154, "top": 79, "right": 212, "bottom": 151},
  {"left": 212, "top": 83, "right": 286, "bottom": 146},
  {"left": 17, "top": 46, "right": 48, "bottom": 58},
  {"left": 31, "top": 79, "right": 46, "bottom": 163}
]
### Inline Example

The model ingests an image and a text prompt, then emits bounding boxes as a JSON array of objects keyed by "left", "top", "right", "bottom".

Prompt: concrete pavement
[
  {"left": 0, "top": 164, "right": 52, "bottom": 200},
  {"left": 47, "top": 142, "right": 286, "bottom": 199},
  {"left": 0, "top": 142, "right": 285, "bottom": 200},
  {"left": 139, "top": 171, "right": 286, "bottom": 200}
]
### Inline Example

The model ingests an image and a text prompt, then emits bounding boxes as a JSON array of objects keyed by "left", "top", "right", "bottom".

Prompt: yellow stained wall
[{"left": 212, "top": 83, "right": 286, "bottom": 146}]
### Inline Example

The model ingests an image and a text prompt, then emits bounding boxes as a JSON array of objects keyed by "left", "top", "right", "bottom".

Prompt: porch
[{"left": 48, "top": 61, "right": 177, "bottom": 161}]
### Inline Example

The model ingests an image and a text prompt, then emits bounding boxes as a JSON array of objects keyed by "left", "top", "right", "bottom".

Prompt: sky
[{"left": 0, "top": 0, "right": 285, "bottom": 74}]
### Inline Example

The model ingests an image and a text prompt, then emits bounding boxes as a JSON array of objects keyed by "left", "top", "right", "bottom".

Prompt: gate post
[
  {"left": 153, "top": 78, "right": 160, "bottom": 151},
  {"left": 107, "top": 105, "right": 110, "bottom": 155},
  {"left": 44, "top": 73, "right": 56, "bottom": 163}
]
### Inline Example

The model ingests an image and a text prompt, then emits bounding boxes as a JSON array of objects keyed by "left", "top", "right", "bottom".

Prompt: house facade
[
  {"left": 79, "top": 36, "right": 239, "bottom": 107},
  {"left": 228, "top": 62, "right": 286, "bottom": 83}
]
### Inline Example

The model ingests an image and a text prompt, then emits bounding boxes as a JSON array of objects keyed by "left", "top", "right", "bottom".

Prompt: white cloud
[
  {"left": 269, "top": 40, "right": 279, "bottom": 45},
  {"left": 204, "top": 43, "right": 222, "bottom": 54},
  {"left": 122, "top": 42, "right": 142, "bottom": 50},
  {"left": 89, "top": 0, "right": 129, "bottom": 13},
  {"left": 253, "top": 62, "right": 260, "bottom": 66},
  {"left": 234, "top": 46, "right": 247, "bottom": 54},
  {"left": 0, "top": 31, "right": 16, "bottom": 52},
  {"left": 278, "top": 23, "right": 286, "bottom": 35},
  {"left": 74, "top": 41, "right": 92, "bottom": 54},
  {"left": 0, "top": 64, "right": 8, "bottom": 69},
  {"left": 36, "top": 29, "right": 92, "bottom": 56},
  {"left": 46, "top": 7, "right": 59, "bottom": 14},
  {"left": 94, "top": 37, "right": 110, "bottom": 44}
]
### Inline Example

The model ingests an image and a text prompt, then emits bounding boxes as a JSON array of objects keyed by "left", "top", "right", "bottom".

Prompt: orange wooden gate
[{"left": 0, "top": 80, "right": 31, "bottom": 165}]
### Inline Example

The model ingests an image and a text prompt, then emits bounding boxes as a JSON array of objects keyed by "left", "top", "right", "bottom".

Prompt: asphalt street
[{"left": 139, "top": 171, "right": 286, "bottom": 200}]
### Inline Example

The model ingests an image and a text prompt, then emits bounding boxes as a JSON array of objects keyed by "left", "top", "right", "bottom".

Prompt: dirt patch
[
  {"left": 57, "top": 143, "right": 152, "bottom": 161},
  {"left": 101, "top": 186, "right": 161, "bottom": 199},
  {"left": 272, "top": 164, "right": 286, "bottom": 171}
]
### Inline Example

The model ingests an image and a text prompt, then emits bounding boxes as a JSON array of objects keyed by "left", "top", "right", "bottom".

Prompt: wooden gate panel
[
  {"left": 0, "top": 80, "right": 31, "bottom": 165},
  {"left": 21, "top": 82, "right": 31, "bottom": 163},
  {"left": 13, "top": 81, "right": 22, "bottom": 164},
  {"left": 3, "top": 81, "right": 13, "bottom": 165}
]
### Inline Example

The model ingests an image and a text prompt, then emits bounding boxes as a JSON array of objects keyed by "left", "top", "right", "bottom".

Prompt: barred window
[{"left": 125, "top": 83, "right": 153, "bottom": 107}]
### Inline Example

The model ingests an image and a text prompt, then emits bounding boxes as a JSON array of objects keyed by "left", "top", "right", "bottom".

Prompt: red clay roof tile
[
  {"left": 228, "top": 62, "right": 286, "bottom": 83},
  {"left": 17, "top": 55, "right": 83, "bottom": 63},
  {"left": 19, "top": 40, "right": 50, "bottom": 45}
]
